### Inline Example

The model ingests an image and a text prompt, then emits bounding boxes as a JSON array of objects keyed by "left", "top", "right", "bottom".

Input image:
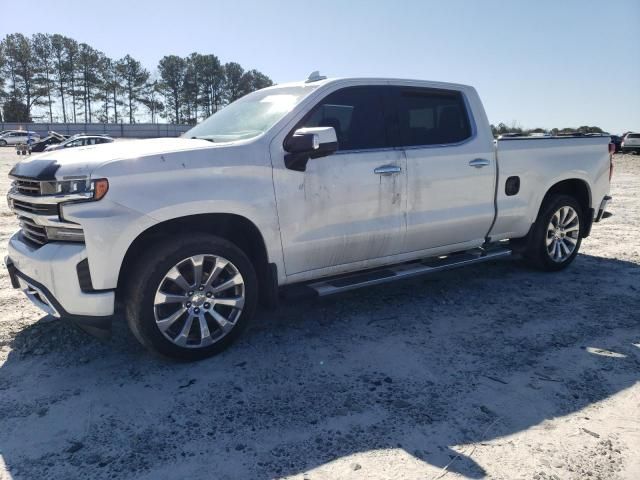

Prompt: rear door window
[{"left": 392, "top": 88, "right": 472, "bottom": 147}]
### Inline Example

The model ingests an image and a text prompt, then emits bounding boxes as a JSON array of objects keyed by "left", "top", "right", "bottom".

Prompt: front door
[{"left": 271, "top": 85, "right": 407, "bottom": 276}]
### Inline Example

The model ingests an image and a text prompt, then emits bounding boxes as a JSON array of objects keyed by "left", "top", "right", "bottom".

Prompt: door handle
[
  {"left": 374, "top": 165, "right": 402, "bottom": 175},
  {"left": 469, "top": 158, "right": 490, "bottom": 168}
]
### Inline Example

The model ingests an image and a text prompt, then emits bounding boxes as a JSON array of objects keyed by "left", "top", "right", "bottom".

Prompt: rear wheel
[
  {"left": 125, "top": 234, "right": 258, "bottom": 360},
  {"left": 523, "top": 194, "right": 583, "bottom": 271}
]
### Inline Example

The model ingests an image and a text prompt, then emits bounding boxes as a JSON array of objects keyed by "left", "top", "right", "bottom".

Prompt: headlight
[
  {"left": 40, "top": 178, "right": 109, "bottom": 201},
  {"left": 54, "top": 179, "right": 88, "bottom": 194}
]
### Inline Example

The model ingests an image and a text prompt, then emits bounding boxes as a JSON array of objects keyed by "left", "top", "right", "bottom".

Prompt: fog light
[{"left": 45, "top": 226, "right": 85, "bottom": 242}]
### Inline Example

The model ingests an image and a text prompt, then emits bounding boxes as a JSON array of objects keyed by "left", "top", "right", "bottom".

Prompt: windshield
[{"left": 185, "top": 85, "right": 318, "bottom": 142}]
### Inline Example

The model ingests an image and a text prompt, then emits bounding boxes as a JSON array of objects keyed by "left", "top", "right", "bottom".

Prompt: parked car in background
[
  {"left": 610, "top": 135, "right": 622, "bottom": 152},
  {"left": 5, "top": 75, "right": 614, "bottom": 360},
  {"left": 556, "top": 132, "right": 586, "bottom": 137},
  {"left": 29, "top": 132, "right": 70, "bottom": 153},
  {"left": 497, "top": 133, "right": 523, "bottom": 138},
  {"left": 44, "top": 135, "right": 114, "bottom": 151},
  {"left": 621, "top": 133, "right": 640, "bottom": 154},
  {"left": 0, "top": 131, "right": 40, "bottom": 146}
]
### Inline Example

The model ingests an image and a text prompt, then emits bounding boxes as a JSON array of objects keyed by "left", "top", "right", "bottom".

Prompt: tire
[
  {"left": 523, "top": 194, "right": 584, "bottom": 271},
  {"left": 125, "top": 234, "right": 258, "bottom": 360},
  {"left": 0, "top": 140, "right": 7, "bottom": 147}
]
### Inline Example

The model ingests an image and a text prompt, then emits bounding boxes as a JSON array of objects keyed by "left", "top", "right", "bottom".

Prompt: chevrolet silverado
[{"left": 5, "top": 74, "right": 613, "bottom": 360}]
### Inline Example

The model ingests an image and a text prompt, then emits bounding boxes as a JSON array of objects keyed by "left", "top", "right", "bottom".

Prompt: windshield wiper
[{"left": 191, "top": 136, "right": 215, "bottom": 143}]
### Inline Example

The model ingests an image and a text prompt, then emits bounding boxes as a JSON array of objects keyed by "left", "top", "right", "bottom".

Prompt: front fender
[{"left": 63, "top": 149, "right": 283, "bottom": 290}]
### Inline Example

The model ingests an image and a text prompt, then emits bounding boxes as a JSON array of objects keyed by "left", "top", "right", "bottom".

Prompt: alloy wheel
[
  {"left": 153, "top": 254, "right": 245, "bottom": 348},
  {"left": 546, "top": 206, "right": 580, "bottom": 262}
]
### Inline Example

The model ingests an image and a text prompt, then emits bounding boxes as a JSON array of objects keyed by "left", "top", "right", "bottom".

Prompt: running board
[{"left": 295, "top": 247, "right": 512, "bottom": 298}]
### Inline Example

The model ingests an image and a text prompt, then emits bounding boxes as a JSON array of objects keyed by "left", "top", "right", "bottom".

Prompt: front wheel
[
  {"left": 0, "top": 140, "right": 7, "bottom": 147},
  {"left": 523, "top": 194, "right": 584, "bottom": 271},
  {"left": 125, "top": 234, "right": 258, "bottom": 360}
]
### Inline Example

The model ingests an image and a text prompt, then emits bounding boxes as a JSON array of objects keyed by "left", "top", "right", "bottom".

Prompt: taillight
[
  {"left": 609, "top": 149, "right": 614, "bottom": 182},
  {"left": 608, "top": 142, "right": 615, "bottom": 181}
]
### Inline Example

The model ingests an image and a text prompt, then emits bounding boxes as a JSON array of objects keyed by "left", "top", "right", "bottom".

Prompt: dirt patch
[{"left": 0, "top": 148, "right": 638, "bottom": 480}]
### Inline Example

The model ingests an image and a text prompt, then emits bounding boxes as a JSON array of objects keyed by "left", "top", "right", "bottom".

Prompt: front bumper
[{"left": 5, "top": 231, "right": 115, "bottom": 319}]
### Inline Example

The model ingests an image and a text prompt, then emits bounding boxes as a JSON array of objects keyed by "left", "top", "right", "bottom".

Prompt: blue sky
[{"left": 3, "top": 0, "right": 639, "bottom": 132}]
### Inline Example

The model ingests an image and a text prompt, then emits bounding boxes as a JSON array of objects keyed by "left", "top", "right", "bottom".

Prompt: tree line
[
  {"left": 490, "top": 122, "right": 605, "bottom": 137},
  {"left": 0, "top": 33, "right": 273, "bottom": 125}
]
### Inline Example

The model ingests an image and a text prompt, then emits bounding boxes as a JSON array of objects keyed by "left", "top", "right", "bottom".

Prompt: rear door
[
  {"left": 389, "top": 86, "right": 496, "bottom": 252},
  {"left": 271, "top": 85, "right": 407, "bottom": 276},
  {"left": 9, "top": 132, "right": 26, "bottom": 145}
]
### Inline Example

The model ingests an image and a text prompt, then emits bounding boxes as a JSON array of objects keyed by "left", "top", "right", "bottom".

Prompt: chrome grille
[
  {"left": 11, "top": 199, "right": 58, "bottom": 216},
  {"left": 9, "top": 177, "right": 87, "bottom": 248},
  {"left": 18, "top": 216, "right": 48, "bottom": 246},
  {"left": 14, "top": 179, "right": 42, "bottom": 196}
]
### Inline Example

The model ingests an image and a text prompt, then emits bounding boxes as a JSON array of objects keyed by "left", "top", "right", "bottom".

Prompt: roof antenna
[{"left": 306, "top": 71, "right": 327, "bottom": 83}]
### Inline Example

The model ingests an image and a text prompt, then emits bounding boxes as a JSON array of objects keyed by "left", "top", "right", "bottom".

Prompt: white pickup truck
[{"left": 5, "top": 74, "right": 613, "bottom": 360}]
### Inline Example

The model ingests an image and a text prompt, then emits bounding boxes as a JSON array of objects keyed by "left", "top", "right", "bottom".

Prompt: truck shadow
[{"left": 1, "top": 253, "right": 638, "bottom": 479}]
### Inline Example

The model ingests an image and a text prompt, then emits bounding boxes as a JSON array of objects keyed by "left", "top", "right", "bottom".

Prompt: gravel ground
[{"left": 0, "top": 147, "right": 638, "bottom": 480}]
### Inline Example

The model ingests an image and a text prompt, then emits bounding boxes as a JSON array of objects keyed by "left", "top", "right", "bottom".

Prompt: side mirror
[{"left": 284, "top": 127, "right": 338, "bottom": 171}]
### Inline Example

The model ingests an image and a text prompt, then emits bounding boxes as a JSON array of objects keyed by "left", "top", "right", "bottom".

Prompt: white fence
[{"left": 0, "top": 122, "right": 192, "bottom": 138}]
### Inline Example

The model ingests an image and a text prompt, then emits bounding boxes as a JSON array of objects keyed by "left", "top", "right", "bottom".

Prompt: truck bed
[{"left": 489, "top": 135, "right": 612, "bottom": 242}]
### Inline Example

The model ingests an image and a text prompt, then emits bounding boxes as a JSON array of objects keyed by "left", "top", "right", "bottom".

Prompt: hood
[{"left": 9, "top": 137, "right": 215, "bottom": 180}]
